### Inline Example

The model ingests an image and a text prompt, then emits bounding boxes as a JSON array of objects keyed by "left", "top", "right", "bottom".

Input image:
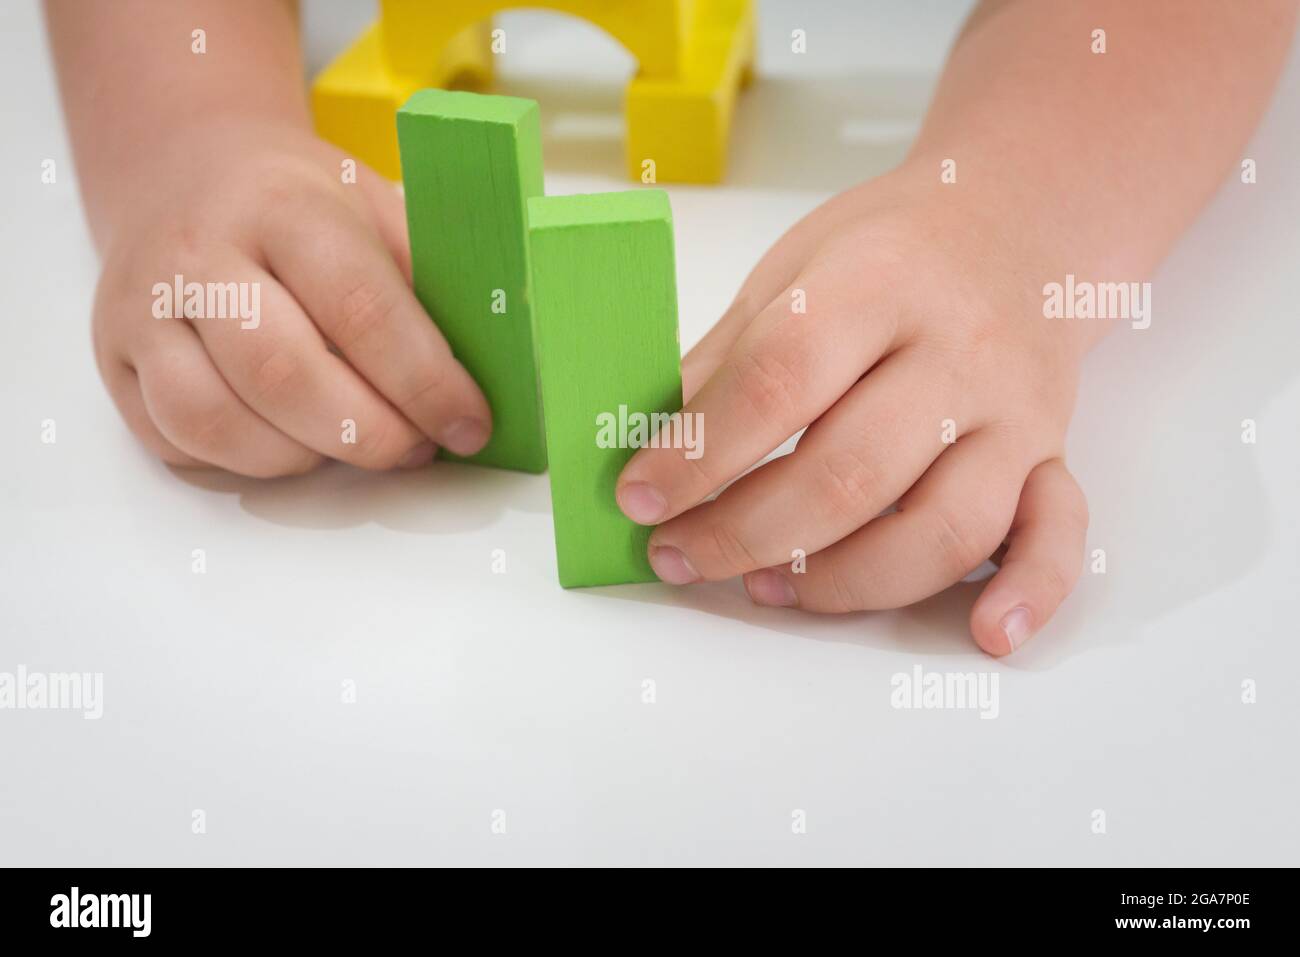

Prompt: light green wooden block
[
  {"left": 397, "top": 89, "right": 547, "bottom": 473},
  {"left": 527, "top": 190, "right": 683, "bottom": 588}
]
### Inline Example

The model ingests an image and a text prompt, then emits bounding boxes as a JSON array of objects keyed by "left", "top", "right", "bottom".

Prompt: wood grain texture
[
  {"left": 397, "top": 89, "right": 547, "bottom": 472},
  {"left": 528, "top": 190, "right": 683, "bottom": 587}
]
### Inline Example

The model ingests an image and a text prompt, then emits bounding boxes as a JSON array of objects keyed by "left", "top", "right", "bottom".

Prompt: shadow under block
[
  {"left": 396, "top": 90, "right": 547, "bottom": 473},
  {"left": 528, "top": 191, "right": 683, "bottom": 588},
  {"left": 312, "top": 0, "right": 755, "bottom": 184}
]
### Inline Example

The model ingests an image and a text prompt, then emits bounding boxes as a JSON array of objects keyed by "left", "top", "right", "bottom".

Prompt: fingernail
[
  {"left": 745, "top": 568, "right": 797, "bottom": 607},
  {"left": 999, "top": 606, "right": 1033, "bottom": 653},
  {"left": 399, "top": 441, "right": 436, "bottom": 469},
  {"left": 617, "top": 481, "right": 667, "bottom": 524},
  {"left": 439, "top": 418, "right": 490, "bottom": 457},
  {"left": 648, "top": 545, "right": 699, "bottom": 585}
]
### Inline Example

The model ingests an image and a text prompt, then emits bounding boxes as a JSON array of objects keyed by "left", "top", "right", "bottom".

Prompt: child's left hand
[{"left": 616, "top": 171, "right": 1091, "bottom": 656}]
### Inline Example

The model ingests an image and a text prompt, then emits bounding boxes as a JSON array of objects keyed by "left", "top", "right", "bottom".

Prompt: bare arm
[
  {"left": 45, "top": 0, "right": 309, "bottom": 250},
  {"left": 618, "top": 0, "right": 1298, "bottom": 654},
  {"left": 913, "top": 0, "right": 1298, "bottom": 350}
]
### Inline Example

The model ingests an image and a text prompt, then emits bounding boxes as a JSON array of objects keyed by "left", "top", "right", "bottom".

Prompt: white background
[{"left": 1, "top": 1, "right": 1297, "bottom": 865}]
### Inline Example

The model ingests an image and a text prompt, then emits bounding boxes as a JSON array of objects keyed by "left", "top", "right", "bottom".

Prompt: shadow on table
[
  {"left": 1056, "top": 103, "right": 1300, "bottom": 651},
  {"left": 173, "top": 458, "right": 551, "bottom": 535},
  {"left": 591, "top": 576, "right": 982, "bottom": 658}
]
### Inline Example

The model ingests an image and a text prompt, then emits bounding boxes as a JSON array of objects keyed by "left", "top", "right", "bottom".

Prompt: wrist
[{"left": 883, "top": 154, "right": 1117, "bottom": 362}]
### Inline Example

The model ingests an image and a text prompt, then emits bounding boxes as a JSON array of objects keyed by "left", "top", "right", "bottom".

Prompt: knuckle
[
  {"left": 168, "top": 225, "right": 210, "bottom": 271},
  {"left": 729, "top": 350, "right": 803, "bottom": 427},
  {"left": 397, "top": 364, "right": 450, "bottom": 413},
  {"left": 256, "top": 175, "right": 295, "bottom": 212},
  {"left": 1039, "top": 559, "right": 1075, "bottom": 599},
  {"left": 706, "top": 518, "right": 762, "bottom": 574},
  {"left": 147, "top": 221, "right": 211, "bottom": 279},
  {"left": 826, "top": 564, "right": 865, "bottom": 613},
  {"left": 150, "top": 357, "right": 232, "bottom": 449},
  {"left": 335, "top": 280, "right": 397, "bottom": 350},
  {"left": 256, "top": 159, "right": 322, "bottom": 210},
  {"left": 245, "top": 345, "right": 301, "bottom": 403},
  {"left": 253, "top": 163, "right": 335, "bottom": 237},
  {"left": 350, "top": 415, "right": 404, "bottom": 468},
  {"left": 929, "top": 504, "right": 995, "bottom": 578},
  {"left": 680, "top": 447, "right": 722, "bottom": 499},
  {"left": 248, "top": 347, "right": 303, "bottom": 403},
  {"left": 184, "top": 398, "right": 239, "bottom": 453},
  {"left": 815, "top": 449, "right": 879, "bottom": 523}
]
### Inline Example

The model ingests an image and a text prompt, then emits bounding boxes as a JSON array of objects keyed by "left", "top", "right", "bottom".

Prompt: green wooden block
[
  {"left": 527, "top": 190, "right": 683, "bottom": 588},
  {"left": 396, "top": 89, "right": 547, "bottom": 473}
]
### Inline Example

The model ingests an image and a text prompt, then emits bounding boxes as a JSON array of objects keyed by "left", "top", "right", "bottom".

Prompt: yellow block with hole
[{"left": 311, "top": 0, "right": 755, "bottom": 184}]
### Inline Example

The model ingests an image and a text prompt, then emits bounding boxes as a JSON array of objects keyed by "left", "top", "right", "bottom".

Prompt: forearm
[
  {"left": 44, "top": 0, "right": 309, "bottom": 249},
  {"left": 903, "top": 0, "right": 1296, "bottom": 349}
]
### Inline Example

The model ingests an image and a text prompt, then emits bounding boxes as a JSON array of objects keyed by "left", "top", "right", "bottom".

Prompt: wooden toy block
[
  {"left": 379, "top": 0, "right": 692, "bottom": 82},
  {"left": 313, "top": 20, "right": 493, "bottom": 181},
  {"left": 312, "top": 0, "right": 755, "bottom": 184},
  {"left": 527, "top": 190, "right": 683, "bottom": 587},
  {"left": 397, "top": 89, "right": 547, "bottom": 473},
  {"left": 625, "top": 0, "right": 756, "bottom": 183}
]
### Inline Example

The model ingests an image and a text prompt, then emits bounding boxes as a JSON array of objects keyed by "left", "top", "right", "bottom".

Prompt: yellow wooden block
[
  {"left": 312, "top": 21, "right": 493, "bottom": 181},
  {"left": 379, "top": 0, "right": 692, "bottom": 80},
  {"left": 312, "top": 0, "right": 755, "bottom": 184},
  {"left": 626, "top": 0, "right": 755, "bottom": 183}
]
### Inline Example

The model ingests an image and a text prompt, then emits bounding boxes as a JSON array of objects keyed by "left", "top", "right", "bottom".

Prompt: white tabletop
[{"left": 2, "top": 1, "right": 1297, "bottom": 866}]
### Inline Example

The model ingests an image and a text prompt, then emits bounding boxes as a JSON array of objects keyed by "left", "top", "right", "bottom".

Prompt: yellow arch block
[{"left": 311, "top": 0, "right": 755, "bottom": 184}]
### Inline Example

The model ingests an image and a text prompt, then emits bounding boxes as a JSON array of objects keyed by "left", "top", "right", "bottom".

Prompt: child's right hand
[{"left": 92, "top": 120, "right": 492, "bottom": 477}]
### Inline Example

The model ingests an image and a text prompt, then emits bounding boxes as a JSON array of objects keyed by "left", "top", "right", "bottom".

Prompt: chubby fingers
[
  {"left": 129, "top": 318, "right": 323, "bottom": 477},
  {"left": 968, "top": 458, "right": 1089, "bottom": 656},
  {"left": 259, "top": 193, "right": 492, "bottom": 457},
  {"left": 740, "top": 427, "right": 1030, "bottom": 611},
  {"left": 617, "top": 267, "right": 900, "bottom": 527},
  {"left": 644, "top": 350, "right": 971, "bottom": 583},
  {"left": 99, "top": 356, "right": 208, "bottom": 470},
  {"left": 184, "top": 255, "right": 435, "bottom": 470},
  {"left": 94, "top": 261, "right": 323, "bottom": 477}
]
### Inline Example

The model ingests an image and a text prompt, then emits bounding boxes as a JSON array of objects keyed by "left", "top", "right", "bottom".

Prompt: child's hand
[
  {"left": 616, "top": 174, "right": 1090, "bottom": 656},
  {"left": 93, "top": 121, "right": 492, "bottom": 477}
]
